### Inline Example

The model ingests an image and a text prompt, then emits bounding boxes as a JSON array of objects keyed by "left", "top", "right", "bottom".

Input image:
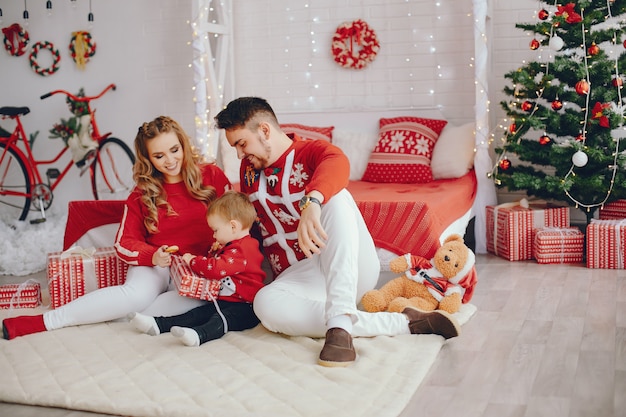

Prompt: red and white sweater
[
  {"left": 238, "top": 134, "right": 350, "bottom": 276},
  {"left": 115, "top": 164, "right": 232, "bottom": 266},
  {"left": 189, "top": 235, "right": 266, "bottom": 303}
]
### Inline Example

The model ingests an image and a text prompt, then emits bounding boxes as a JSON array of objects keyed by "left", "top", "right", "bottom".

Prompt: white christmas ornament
[
  {"left": 549, "top": 35, "right": 564, "bottom": 51},
  {"left": 572, "top": 150, "right": 588, "bottom": 167}
]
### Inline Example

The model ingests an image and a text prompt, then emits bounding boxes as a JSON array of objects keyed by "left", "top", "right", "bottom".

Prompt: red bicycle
[{"left": 0, "top": 83, "right": 135, "bottom": 223}]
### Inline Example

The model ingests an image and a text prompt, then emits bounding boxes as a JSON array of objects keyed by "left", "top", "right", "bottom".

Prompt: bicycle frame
[{"left": 0, "top": 84, "right": 116, "bottom": 201}]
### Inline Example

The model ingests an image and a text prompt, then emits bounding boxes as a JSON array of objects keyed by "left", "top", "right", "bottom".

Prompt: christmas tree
[{"left": 491, "top": 0, "right": 626, "bottom": 224}]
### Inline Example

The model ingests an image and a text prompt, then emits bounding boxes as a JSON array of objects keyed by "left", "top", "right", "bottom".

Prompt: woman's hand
[{"left": 152, "top": 245, "right": 174, "bottom": 268}]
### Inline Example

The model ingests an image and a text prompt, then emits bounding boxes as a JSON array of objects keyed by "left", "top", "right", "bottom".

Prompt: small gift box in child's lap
[
  {"left": 532, "top": 227, "right": 584, "bottom": 264},
  {"left": 586, "top": 219, "right": 626, "bottom": 269},
  {"left": 170, "top": 256, "right": 220, "bottom": 301},
  {"left": 47, "top": 246, "right": 129, "bottom": 309},
  {"left": 0, "top": 281, "right": 42, "bottom": 309}
]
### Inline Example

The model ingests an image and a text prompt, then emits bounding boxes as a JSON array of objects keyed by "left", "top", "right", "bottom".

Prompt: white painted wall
[
  {"left": 0, "top": 0, "right": 195, "bottom": 211},
  {"left": 1, "top": 0, "right": 539, "bottom": 218}
]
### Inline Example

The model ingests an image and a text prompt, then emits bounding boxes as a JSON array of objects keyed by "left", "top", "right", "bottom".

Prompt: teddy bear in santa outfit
[{"left": 361, "top": 234, "right": 477, "bottom": 314}]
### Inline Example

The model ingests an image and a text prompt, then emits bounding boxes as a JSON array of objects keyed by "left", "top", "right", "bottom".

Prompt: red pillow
[
  {"left": 361, "top": 116, "right": 447, "bottom": 183},
  {"left": 280, "top": 123, "right": 334, "bottom": 142}
]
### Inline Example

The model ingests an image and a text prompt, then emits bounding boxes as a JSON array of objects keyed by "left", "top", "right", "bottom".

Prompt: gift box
[
  {"left": 170, "top": 256, "right": 220, "bottom": 301},
  {"left": 586, "top": 219, "right": 626, "bottom": 269},
  {"left": 532, "top": 227, "right": 584, "bottom": 264},
  {"left": 47, "top": 246, "right": 129, "bottom": 309},
  {"left": 486, "top": 200, "right": 570, "bottom": 261},
  {"left": 598, "top": 199, "right": 626, "bottom": 220},
  {"left": 0, "top": 282, "right": 42, "bottom": 309}
]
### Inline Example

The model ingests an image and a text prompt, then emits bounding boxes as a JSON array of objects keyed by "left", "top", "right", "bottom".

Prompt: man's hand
[{"left": 297, "top": 202, "right": 327, "bottom": 258}]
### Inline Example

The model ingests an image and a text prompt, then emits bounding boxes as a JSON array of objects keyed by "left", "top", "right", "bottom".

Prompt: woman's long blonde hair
[{"left": 133, "top": 116, "right": 216, "bottom": 233}]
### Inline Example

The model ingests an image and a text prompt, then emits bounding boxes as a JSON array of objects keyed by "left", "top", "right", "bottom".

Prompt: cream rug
[{"left": 0, "top": 304, "right": 476, "bottom": 417}]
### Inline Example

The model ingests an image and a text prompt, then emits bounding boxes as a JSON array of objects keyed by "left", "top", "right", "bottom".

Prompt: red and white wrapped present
[
  {"left": 0, "top": 281, "right": 42, "bottom": 309},
  {"left": 47, "top": 246, "right": 129, "bottom": 309},
  {"left": 486, "top": 199, "right": 570, "bottom": 261},
  {"left": 586, "top": 219, "right": 626, "bottom": 269},
  {"left": 532, "top": 227, "right": 584, "bottom": 264},
  {"left": 170, "top": 256, "right": 220, "bottom": 301},
  {"left": 598, "top": 199, "right": 626, "bottom": 220}
]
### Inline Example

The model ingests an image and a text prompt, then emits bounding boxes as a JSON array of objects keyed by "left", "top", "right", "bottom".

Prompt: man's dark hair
[{"left": 214, "top": 97, "right": 278, "bottom": 130}]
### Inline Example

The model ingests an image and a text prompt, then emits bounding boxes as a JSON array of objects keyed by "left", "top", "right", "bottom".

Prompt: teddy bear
[{"left": 360, "top": 234, "right": 477, "bottom": 314}]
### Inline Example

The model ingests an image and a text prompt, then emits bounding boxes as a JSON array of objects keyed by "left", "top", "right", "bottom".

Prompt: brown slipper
[
  {"left": 318, "top": 327, "right": 356, "bottom": 367},
  {"left": 402, "top": 307, "right": 460, "bottom": 339}
]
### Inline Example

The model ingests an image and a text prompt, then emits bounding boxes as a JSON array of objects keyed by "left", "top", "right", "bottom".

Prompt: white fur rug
[{"left": 0, "top": 304, "right": 476, "bottom": 417}]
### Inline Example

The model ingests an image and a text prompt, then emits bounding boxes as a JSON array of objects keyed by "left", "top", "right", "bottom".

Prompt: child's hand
[
  {"left": 210, "top": 242, "right": 222, "bottom": 252},
  {"left": 182, "top": 253, "right": 195, "bottom": 264}
]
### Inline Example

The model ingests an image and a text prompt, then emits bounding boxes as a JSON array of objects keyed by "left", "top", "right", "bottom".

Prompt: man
[{"left": 215, "top": 97, "right": 460, "bottom": 367}]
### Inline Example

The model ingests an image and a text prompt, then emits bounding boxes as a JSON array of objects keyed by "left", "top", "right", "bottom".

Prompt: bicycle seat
[{"left": 0, "top": 107, "right": 30, "bottom": 117}]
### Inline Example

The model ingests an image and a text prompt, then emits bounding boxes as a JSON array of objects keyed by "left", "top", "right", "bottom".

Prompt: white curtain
[{"left": 472, "top": 0, "right": 497, "bottom": 254}]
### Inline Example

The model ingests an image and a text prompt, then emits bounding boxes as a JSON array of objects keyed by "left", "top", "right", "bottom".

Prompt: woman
[{"left": 3, "top": 116, "right": 231, "bottom": 339}]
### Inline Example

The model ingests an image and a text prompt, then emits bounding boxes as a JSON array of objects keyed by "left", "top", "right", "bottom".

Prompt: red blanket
[
  {"left": 347, "top": 169, "right": 477, "bottom": 258},
  {"left": 64, "top": 170, "right": 477, "bottom": 258}
]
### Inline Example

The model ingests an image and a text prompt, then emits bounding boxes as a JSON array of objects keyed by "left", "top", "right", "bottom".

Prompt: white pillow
[
  {"left": 332, "top": 129, "right": 378, "bottom": 180},
  {"left": 431, "top": 122, "right": 476, "bottom": 179}
]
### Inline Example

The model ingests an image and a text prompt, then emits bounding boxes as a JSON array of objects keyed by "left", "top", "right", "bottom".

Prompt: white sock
[
  {"left": 171, "top": 326, "right": 200, "bottom": 347},
  {"left": 128, "top": 312, "right": 160, "bottom": 336},
  {"left": 326, "top": 314, "right": 353, "bottom": 334}
]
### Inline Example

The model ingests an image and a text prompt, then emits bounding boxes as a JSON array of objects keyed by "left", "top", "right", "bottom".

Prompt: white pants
[
  {"left": 253, "top": 189, "right": 410, "bottom": 338},
  {"left": 44, "top": 265, "right": 207, "bottom": 330}
]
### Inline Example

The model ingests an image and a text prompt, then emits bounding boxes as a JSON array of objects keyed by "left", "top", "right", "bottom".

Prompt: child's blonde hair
[{"left": 208, "top": 191, "right": 257, "bottom": 230}]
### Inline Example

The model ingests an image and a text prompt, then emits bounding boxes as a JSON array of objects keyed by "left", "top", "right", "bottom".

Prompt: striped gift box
[
  {"left": 599, "top": 199, "right": 626, "bottom": 220},
  {"left": 0, "top": 282, "right": 42, "bottom": 309},
  {"left": 532, "top": 227, "right": 584, "bottom": 264},
  {"left": 47, "top": 246, "right": 129, "bottom": 309},
  {"left": 170, "top": 256, "right": 221, "bottom": 301},
  {"left": 486, "top": 201, "right": 570, "bottom": 261},
  {"left": 586, "top": 219, "right": 626, "bottom": 269}
]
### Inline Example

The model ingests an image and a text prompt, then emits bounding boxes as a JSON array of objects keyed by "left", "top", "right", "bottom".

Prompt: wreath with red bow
[
  {"left": 2, "top": 23, "right": 30, "bottom": 57},
  {"left": 331, "top": 19, "right": 380, "bottom": 70}
]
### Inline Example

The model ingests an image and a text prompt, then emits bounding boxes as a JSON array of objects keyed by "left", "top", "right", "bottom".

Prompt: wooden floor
[{"left": 1, "top": 253, "right": 624, "bottom": 417}]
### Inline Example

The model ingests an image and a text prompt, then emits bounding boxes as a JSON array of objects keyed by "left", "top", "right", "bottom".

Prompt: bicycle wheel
[
  {"left": 0, "top": 143, "right": 31, "bottom": 222},
  {"left": 91, "top": 137, "right": 135, "bottom": 201}
]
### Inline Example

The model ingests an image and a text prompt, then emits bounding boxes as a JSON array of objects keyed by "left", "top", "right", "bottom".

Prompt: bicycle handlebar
[{"left": 40, "top": 83, "right": 117, "bottom": 102}]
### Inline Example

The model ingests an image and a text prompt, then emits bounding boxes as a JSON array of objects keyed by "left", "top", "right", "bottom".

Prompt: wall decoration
[
  {"left": 29, "top": 41, "right": 61, "bottom": 76},
  {"left": 2, "top": 23, "right": 29, "bottom": 56},
  {"left": 69, "top": 31, "right": 96, "bottom": 70},
  {"left": 331, "top": 19, "right": 380, "bottom": 70}
]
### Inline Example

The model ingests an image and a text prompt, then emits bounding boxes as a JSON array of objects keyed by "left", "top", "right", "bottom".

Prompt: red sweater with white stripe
[
  {"left": 189, "top": 235, "right": 266, "bottom": 303},
  {"left": 115, "top": 164, "right": 232, "bottom": 266},
  {"left": 238, "top": 134, "right": 350, "bottom": 276}
]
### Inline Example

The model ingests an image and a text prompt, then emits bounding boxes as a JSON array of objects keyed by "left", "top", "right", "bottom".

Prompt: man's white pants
[{"left": 253, "top": 189, "right": 410, "bottom": 338}]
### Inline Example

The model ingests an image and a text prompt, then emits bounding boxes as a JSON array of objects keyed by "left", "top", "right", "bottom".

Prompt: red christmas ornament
[
  {"left": 551, "top": 99, "right": 563, "bottom": 110},
  {"left": 588, "top": 43, "right": 600, "bottom": 56},
  {"left": 623, "top": 39, "right": 626, "bottom": 48},
  {"left": 509, "top": 123, "right": 517, "bottom": 134},
  {"left": 521, "top": 100, "right": 533, "bottom": 111},
  {"left": 539, "top": 135, "right": 552, "bottom": 145},
  {"left": 575, "top": 134, "right": 585, "bottom": 142},
  {"left": 575, "top": 80, "right": 590, "bottom": 95},
  {"left": 530, "top": 39, "right": 540, "bottom": 50},
  {"left": 538, "top": 9, "right": 549, "bottom": 21},
  {"left": 613, "top": 77, "right": 624, "bottom": 87},
  {"left": 499, "top": 158, "right": 511, "bottom": 171}
]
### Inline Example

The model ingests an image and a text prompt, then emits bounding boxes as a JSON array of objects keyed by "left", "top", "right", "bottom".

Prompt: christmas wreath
[
  {"left": 2, "top": 23, "right": 30, "bottom": 57},
  {"left": 29, "top": 41, "right": 61, "bottom": 76},
  {"left": 69, "top": 31, "right": 96, "bottom": 70},
  {"left": 331, "top": 19, "right": 380, "bottom": 70}
]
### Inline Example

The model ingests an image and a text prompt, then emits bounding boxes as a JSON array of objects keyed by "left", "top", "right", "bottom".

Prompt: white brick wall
[
  {"left": 0, "top": 0, "right": 543, "bottom": 216},
  {"left": 232, "top": 0, "right": 477, "bottom": 123}
]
